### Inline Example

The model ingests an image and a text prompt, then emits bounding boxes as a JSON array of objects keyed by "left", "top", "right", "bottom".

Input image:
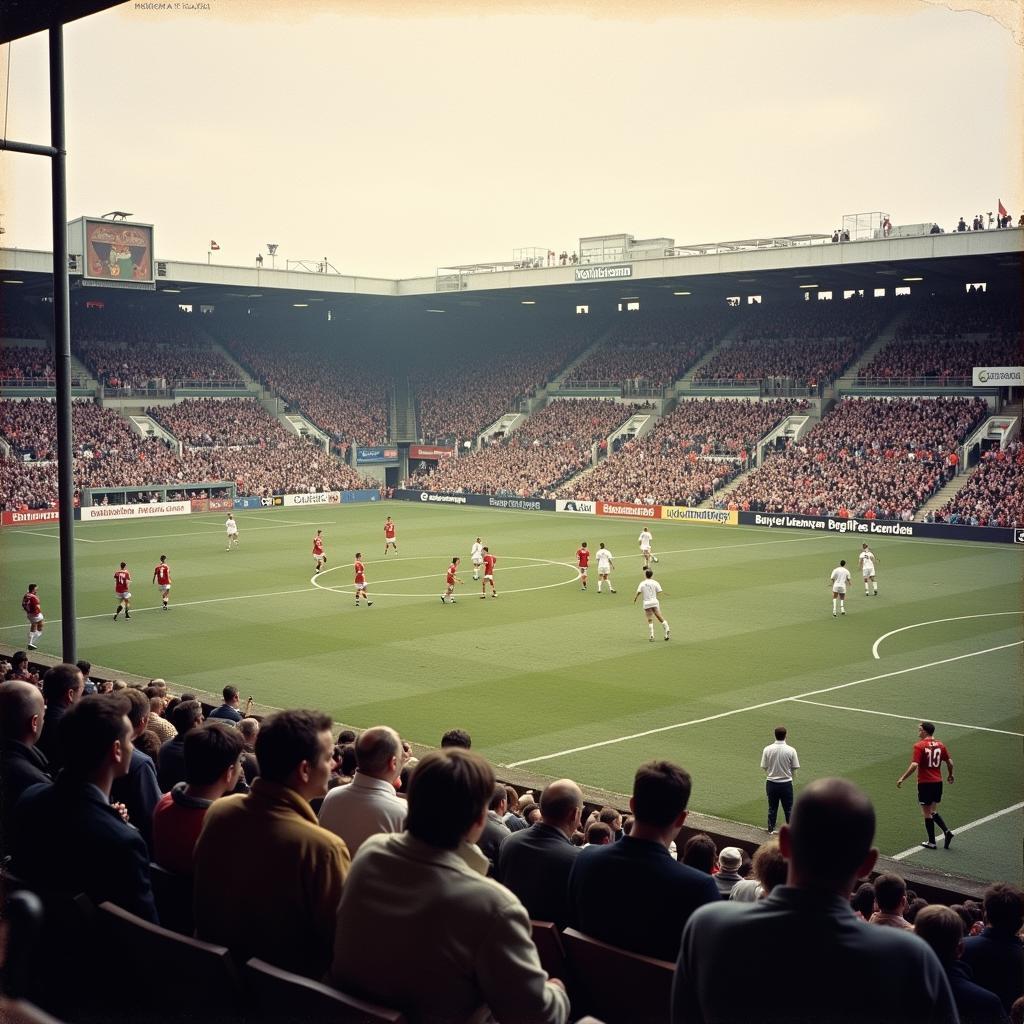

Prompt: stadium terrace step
[{"left": 914, "top": 465, "right": 980, "bottom": 520}]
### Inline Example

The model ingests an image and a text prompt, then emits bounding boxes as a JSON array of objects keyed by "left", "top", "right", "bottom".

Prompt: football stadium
[{"left": 1, "top": 2, "right": 1022, "bottom": 1022}]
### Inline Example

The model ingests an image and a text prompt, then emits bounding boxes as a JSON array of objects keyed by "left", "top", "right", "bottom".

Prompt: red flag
[
  {"left": 998, "top": 200, "right": 1008, "bottom": 219},
  {"left": 210, "top": 240, "right": 221, "bottom": 250}
]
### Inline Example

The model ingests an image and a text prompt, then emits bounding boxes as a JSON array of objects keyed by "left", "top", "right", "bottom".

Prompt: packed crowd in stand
[
  {"left": 149, "top": 398, "right": 292, "bottom": 447},
  {"left": 931, "top": 441, "right": 1024, "bottom": 527},
  {"left": 557, "top": 398, "right": 806, "bottom": 506},
  {"left": 408, "top": 399, "right": 634, "bottom": 497},
  {"left": 720, "top": 397, "right": 988, "bottom": 519},
  {"left": 3, "top": 665, "right": 1022, "bottom": 1024},
  {"left": 0, "top": 345, "right": 56, "bottom": 384},
  {"left": 857, "top": 336, "right": 1022, "bottom": 382}
]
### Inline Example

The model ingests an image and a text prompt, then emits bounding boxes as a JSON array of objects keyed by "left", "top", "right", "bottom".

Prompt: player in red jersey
[
  {"left": 152, "top": 555, "right": 172, "bottom": 611},
  {"left": 441, "top": 556, "right": 462, "bottom": 604},
  {"left": 353, "top": 552, "right": 372, "bottom": 607},
  {"left": 897, "top": 721, "right": 955, "bottom": 850},
  {"left": 22, "top": 583, "right": 43, "bottom": 650},
  {"left": 113, "top": 561, "right": 132, "bottom": 620},
  {"left": 576, "top": 541, "right": 590, "bottom": 591},
  {"left": 384, "top": 516, "right": 398, "bottom": 556},
  {"left": 480, "top": 548, "right": 498, "bottom": 599},
  {"left": 312, "top": 529, "right": 327, "bottom": 575}
]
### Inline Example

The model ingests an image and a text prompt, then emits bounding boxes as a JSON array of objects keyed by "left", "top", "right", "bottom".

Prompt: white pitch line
[
  {"left": 890, "top": 801, "right": 1024, "bottom": 862},
  {"left": 872, "top": 612, "right": 1024, "bottom": 659},
  {"left": 505, "top": 641, "right": 1024, "bottom": 768},
  {"left": 792, "top": 699, "right": 1024, "bottom": 738}
]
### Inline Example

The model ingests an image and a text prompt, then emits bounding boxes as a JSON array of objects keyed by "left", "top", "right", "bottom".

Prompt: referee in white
[{"left": 760, "top": 726, "right": 800, "bottom": 834}]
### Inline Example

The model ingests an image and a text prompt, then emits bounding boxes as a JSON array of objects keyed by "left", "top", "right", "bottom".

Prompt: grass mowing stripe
[
  {"left": 890, "top": 802, "right": 1024, "bottom": 862},
  {"left": 792, "top": 699, "right": 1024, "bottom": 738}
]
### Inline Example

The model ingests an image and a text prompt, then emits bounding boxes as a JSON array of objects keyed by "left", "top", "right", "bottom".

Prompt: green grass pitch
[{"left": 3, "top": 501, "right": 1021, "bottom": 885}]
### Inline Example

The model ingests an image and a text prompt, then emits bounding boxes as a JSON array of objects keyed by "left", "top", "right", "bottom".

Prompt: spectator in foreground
[
  {"left": 962, "top": 884, "right": 1024, "bottom": 1013},
  {"left": 915, "top": 905, "right": 1008, "bottom": 1024},
  {"left": 192, "top": 709, "right": 350, "bottom": 979},
  {"left": 157, "top": 699, "right": 203, "bottom": 792},
  {"left": 714, "top": 846, "right": 745, "bottom": 897},
  {"left": 476, "top": 783, "right": 512, "bottom": 871},
  {"left": 237, "top": 716, "right": 260, "bottom": 784},
  {"left": 0, "top": 680, "right": 53, "bottom": 855},
  {"left": 11, "top": 693, "right": 158, "bottom": 923},
  {"left": 730, "top": 837, "right": 788, "bottom": 902},
  {"left": 672, "top": 778, "right": 957, "bottom": 1024},
  {"left": 36, "top": 663, "right": 85, "bottom": 772},
  {"left": 440, "top": 728, "right": 472, "bottom": 749},
  {"left": 329, "top": 748, "right": 569, "bottom": 1024},
  {"left": 869, "top": 872, "right": 915, "bottom": 930},
  {"left": 207, "top": 684, "right": 245, "bottom": 723},
  {"left": 568, "top": 760, "right": 719, "bottom": 962},
  {"left": 110, "top": 687, "right": 162, "bottom": 851},
  {"left": 681, "top": 832, "right": 718, "bottom": 874},
  {"left": 152, "top": 721, "right": 244, "bottom": 875}
]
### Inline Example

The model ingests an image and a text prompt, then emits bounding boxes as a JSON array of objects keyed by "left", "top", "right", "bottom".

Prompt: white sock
[
  {"left": 648, "top": 624, "right": 655, "bottom": 639},
  {"left": 663, "top": 620, "right": 670, "bottom": 634},
  {"left": 832, "top": 598, "right": 837, "bottom": 614},
  {"left": 873, "top": 583, "right": 878, "bottom": 593},
  {"left": 29, "top": 630, "right": 35, "bottom": 645},
  {"left": 597, "top": 581, "right": 602, "bottom": 592}
]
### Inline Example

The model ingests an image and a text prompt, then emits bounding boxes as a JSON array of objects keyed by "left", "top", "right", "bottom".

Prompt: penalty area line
[
  {"left": 792, "top": 699, "right": 1024, "bottom": 738},
  {"left": 890, "top": 801, "right": 1024, "bottom": 862}
]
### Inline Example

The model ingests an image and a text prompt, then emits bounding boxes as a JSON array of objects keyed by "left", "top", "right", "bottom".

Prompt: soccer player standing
[
  {"left": 441, "top": 557, "right": 462, "bottom": 604},
  {"left": 897, "top": 721, "right": 955, "bottom": 850},
  {"left": 225, "top": 513, "right": 240, "bottom": 550},
  {"left": 313, "top": 530, "right": 327, "bottom": 575},
  {"left": 829, "top": 559, "right": 851, "bottom": 617},
  {"left": 22, "top": 584, "right": 43, "bottom": 650},
  {"left": 638, "top": 526, "right": 657, "bottom": 567},
  {"left": 859, "top": 543, "right": 879, "bottom": 596},
  {"left": 576, "top": 541, "right": 590, "bottom": 591},
  {"left": 481, "top": 547, "right": 498, "bottom": 599},
  {"left": 354, "top": 552, "right": 372, "bottom": 607},
  {"left": 633, "top": 568, "right": 670, "bottom": 642},
  {"left": 595, "top": 543, "right": 616, "bottom": 594},
  {"left": 152, "top": 555, "right": 172, "bottom": 611},
  {"left": 384, "top": 516, "right": 398, "bottom": 556},
  {"left": 470, "top": 537, "right": 484, "bottom": 581},
  {"left": 113, "top": 562, "right": 132, "bottom": 620}
]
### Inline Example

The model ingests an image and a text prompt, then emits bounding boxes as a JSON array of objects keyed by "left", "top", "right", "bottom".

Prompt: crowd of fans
[
  {"left": 3, "top": 669, "right": 1023, "bottom": 1024},
  {"left": 557, "top": 398, "right": 805, "bottom": 506},
  {"left": 149, "top": 398, "right": 292, "bottom": 447},
  {"left": 408, "top": 399, "right": 634, "bottom": 497},
  {"left": 930, "top": 442, "right": 1024, "bottom": 527},
  {"left": 0, "top": 345, "right": 56, "bottom": 384},
  {"left": 857, "top": 336, "right": 1022, "bottom": 382},
  {"left": 721, "top": 397, "right": 988, "bottom": 519}
]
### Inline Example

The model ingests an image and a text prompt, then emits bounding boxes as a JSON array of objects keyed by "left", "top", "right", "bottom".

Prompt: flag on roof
[
  {"left": 997, "top": 200, "right": 1008, "bottom": 219},
  {"left": 210, "top": 240, "right": 221, "bottom": 250}
]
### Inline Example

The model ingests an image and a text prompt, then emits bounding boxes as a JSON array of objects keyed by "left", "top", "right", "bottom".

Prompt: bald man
[
  {"left": 318, "top": 725, "right": 407, "bottom": 855},
  {"left": 0, "top": 680, "right": 53, "bottom": 853},
  {"left": 673, "top": 778, "right": 956, "bottom": 1024},
  {"left": 495, "top": 778, "right": 583, "bottom": 927}
]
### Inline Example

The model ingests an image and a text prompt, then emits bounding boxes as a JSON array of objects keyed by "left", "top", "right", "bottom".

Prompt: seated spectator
[
  {"left": 477, "top": 784, "right": 513, "bottom": 871},
  {"left": 672, "top": 778, "right": 957, "bottom": 1024},
  {"left": 495, "top": 779, "right": 583, "bottom": 927},
  {"left": 714, "top": 846, "right": 745, "bottom": 897},
  {"left": 192, "top": 709, "right": 350, "bottom": 979},
  {"left": 962, "top": 884, "right": 1024, "bottom": 1013},
  {"left": 869, "top": 872, "right": 914, "bottom": 930},
  {"left": 157, "top": 699, "right": 204, "bottom": 792},
  {"left": 110, "top": 688, "right": 162, "bottom": 852},
  {"left": 584, "top": 821, "right": 614, "bottom": 847},
  {"left": 237, "top": 716, "right": 260, "bottom": 785},
  {"left": 916, "top": 905, "right": 1008, "bottom": 1024},
  {"left": 317, "top": 725, "right": 407, "bottom": 856},
  {"left": 568, "top": 760, "right": 719, "bottom": 961},
  {"left": 11, "top": 693, "right": 158, "bottom": 922},
  {"left": 518, "top": 798, "right": 541, "bottom": 825},
  {"left": 681, "top": 832, "right": 718, "bottom": 874},
  {"left": 152, "top": 721, "right": 244, "bottom": 875},
  {"left": 207, "top": 684, "right": 244, "bottom": 723},
  {"left": 850, "top": 880, "right": 876, "bottom": 921},
  {"left": 503, "top": 785, "right": 531, "bottom": 832},
  {"left": 729, "top": 837, "right": 788, "bottom": 902},
  {"left": 0, "top": 680, "right": 53, "bottom": 856},
  {"left": 441, "top": 728, "right": 472, "bottom": 749},
  {"left": 145, "top": 693, "right": 177, "bottom": 744},
  {"left": 36, "top": 663, "right": 86, "bottom": 773},
  {"left": 329, "top": 748, "right": 570, "bottom": 1024}
]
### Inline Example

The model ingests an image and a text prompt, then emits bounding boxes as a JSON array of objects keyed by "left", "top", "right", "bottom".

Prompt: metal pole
[{"left": 50, "top": 20, "right": 77, "bottom": 662}]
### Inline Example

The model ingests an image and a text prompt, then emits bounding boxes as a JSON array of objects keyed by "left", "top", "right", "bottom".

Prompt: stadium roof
[{"left": 0, "top": 1, "right": 125, "bottom": 45}]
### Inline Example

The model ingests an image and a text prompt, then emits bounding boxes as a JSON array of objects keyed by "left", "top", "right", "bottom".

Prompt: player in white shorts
[
  {"left": 634, "top": 569, "right": 670, "bottom": 642},
  {"left": 596, "top": 543, "right": 616, "bottom": 594},
  {"left": 470, "top": 537, "right": 484, "bottom": 580},
  {"left": 830, "top": 559, "right": 851, "bottom": 617},
  {"left": 225, "top": 513, "right": 240, "bottom": 550},
  {"left": 638, "top": 527, "right": 658, "bottom": 567},
  {"left": 859, "top": 543, "right": 878, "bottom": 596}
]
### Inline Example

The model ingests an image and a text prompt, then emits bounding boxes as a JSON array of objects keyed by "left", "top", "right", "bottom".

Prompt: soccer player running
[
  {"left": 470, "top": 537, "right": 484, "bottom": 581},
  {"left": 897, "top": 721, "right": 955, "bottom": 850},
  {"left": 441, "top": 556, "right": 462, "bottom": 604},
  {"left": 576, "top": 541, "right": 590, "bottom": 591},
  {"left": 22, "top": 584, "right": 43, "bottom": 650},
  {"left": 113, "top": 562, "right": 132, "bottom": 620},
  {"left": 225, "top": 513, "right": 240, "bottom": 551},
  {"left": 480, "top": 547, "right": 498, "bottom": 599},
  {"left": 353, "top": 552, "right": 373, "bottom": 607},
  {"left": 595, "top": 542, "right": 616, "bottom": 593},
  {"left": 859, "top": 543, "right": 879, "bottom": 596},
  {"left": 829, "top": 559, "right": 851, "bottom": 617},
  {"left": 634, "top": 568, "right": 670, "bottom": 642},
  {"left": 312, "top": 529, "right": 327, "bottom": 575},
  {"left": 152, "top": 555, "right": 172, "bottom": 611},
  {"left": 384, "top": 516, "right": 398, "bottom": 556},
  {"left": 639, "top": 526, "right": 658, "bottom": 567}
]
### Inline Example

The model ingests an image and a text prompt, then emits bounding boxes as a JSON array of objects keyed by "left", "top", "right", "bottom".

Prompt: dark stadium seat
[
  {"left": 243, "top": 958, "right": 408, "bottom": 1024},
  {"left": 530, "top": 919, "right": 568, "bottom": 982},
  {"left": 148, "top": 861, "right": 194, "bottom": 936},
  {"left": 561, "top": 927, "right": 675, "bottom": 1024}
]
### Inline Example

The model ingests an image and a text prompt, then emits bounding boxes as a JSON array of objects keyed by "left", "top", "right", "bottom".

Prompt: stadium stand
[{"left": 931, "top": 442, "right": 1024, "bottom": 527}]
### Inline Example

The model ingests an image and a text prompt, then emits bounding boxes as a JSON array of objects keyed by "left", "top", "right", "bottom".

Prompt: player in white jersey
[
  {"left": 470, "top": 537, "right": 484, "bottom": 580},
  {"left": 634, "top": 568, "right": 670, "bottom": 642},
  {"left": 595, "top": 542, "right": 616, "bottom": 593},
  {"left": 858, "top": 543, "right": 879, "bottom": 596},
  {"left": 225, "top": 513, "right": 240, "bottom": 550},
  {"left": 638, "top": 526, "right": 658, "bottom": 567},
  {"left": 830, "top": 559, "right": 851, "bottom": 617}
]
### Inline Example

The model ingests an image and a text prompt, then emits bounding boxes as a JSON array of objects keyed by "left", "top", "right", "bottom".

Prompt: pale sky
[{"left": 1, "top": 0, "right": 1021, "bottom": 279}]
